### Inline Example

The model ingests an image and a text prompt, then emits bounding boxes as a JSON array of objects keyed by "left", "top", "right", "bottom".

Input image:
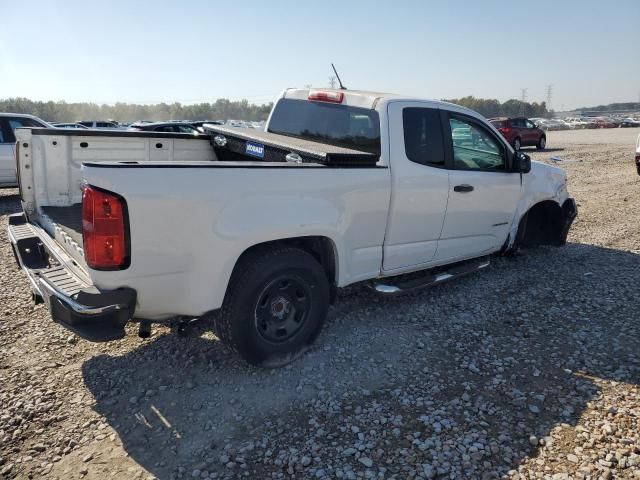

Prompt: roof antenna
[{"left": 331, "top": 63, "right": 347, "bottom": 90}]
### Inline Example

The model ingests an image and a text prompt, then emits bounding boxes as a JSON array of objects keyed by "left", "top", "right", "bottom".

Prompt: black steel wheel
[
  {"left": 254, "top": 276, "right": 311, "bottom": 343},
  {"left": 216, "top": 246, "right": 330, "bottom": 366}
]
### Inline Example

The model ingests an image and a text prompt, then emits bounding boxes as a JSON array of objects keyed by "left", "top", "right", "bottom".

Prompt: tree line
[
  {"left": 575, "top": 102, "right": 640, "bottom": 112},
  {"left": 443, "top": 96, "right": 549, "bottom": 118},
  {"left": 2, "top": 95, "right": 583, "bottom": 122},
  {"left": 0, "top": 97, "right": 273, "bottom": 123}
]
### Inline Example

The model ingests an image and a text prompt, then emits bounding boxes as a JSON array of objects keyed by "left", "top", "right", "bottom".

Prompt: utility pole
[
  {"left": 328, "top": 76, "right": 337, "bottom": 89},
  {"left": 519, "top": 88, "right": 528, "bottom": 116},
  {"left": 545, "top": 84, "right": 553, "bottom": 113},
  {"left": 520, "top": 88, "right": 528, "bottom": 102}
]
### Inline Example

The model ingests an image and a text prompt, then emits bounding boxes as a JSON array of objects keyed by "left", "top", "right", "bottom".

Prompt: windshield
[{"left": 267, "top": 98, "right": 381, "bottom": 155}]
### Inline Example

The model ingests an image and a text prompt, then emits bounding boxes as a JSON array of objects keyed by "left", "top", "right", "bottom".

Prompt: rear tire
[
  {"left": 216, "top": 246, "right": 330, "bottom": 366},
  {"left": 536, "top": 136, "right": 546, "bottom": 150},
  {"left": 513, "top": 137, "right": 521, "bottom": 151}
]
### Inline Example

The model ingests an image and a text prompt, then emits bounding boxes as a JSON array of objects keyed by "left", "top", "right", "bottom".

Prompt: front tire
[
  {"left": 216, "top": 246, "right": 330, "bottom": 366},
  {"left": 513, "top": 137, "right": 521, "bottom": 151},
  {"left": 536, "top": 136, "right": 546, "bottom": 150}
]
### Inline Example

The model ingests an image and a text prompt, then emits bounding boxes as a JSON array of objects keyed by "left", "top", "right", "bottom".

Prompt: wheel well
[
  {"left": 235, "top": 236, "right": 338, "bottom": 287},
  {"left": 516, "top": 201, "right": 564, "bottom": 247}
]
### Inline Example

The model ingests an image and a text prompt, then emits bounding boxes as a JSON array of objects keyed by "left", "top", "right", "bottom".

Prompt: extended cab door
[
  {"left": 434, "top": 110, "right": 521, "bottom": 262},
  {"left": 382, "top": 102, "right": 450, "bottom": 272}
]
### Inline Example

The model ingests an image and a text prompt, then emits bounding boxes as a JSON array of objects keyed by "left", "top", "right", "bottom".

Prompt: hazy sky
[{"left": 1, "top": 0, "right": 638, "bottom": 109}]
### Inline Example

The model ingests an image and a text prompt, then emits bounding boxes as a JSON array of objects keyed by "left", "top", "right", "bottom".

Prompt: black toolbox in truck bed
[{"left": 204, "top": 125, "right": 380, "bottom": 166}]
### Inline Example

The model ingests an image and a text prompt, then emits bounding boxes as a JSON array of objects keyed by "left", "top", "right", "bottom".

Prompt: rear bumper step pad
[{"left": 8, "top": 213, "right": 136, "bottom": 342}]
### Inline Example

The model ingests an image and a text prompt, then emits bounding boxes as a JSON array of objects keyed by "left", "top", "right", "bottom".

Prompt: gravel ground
[{"left": 0, "top": 128, "right": 638, "bottom": 480}]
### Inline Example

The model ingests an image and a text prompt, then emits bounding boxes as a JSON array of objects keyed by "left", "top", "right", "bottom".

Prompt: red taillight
[
  {"left": 308, "top": 90, "right": 344, "bottom": 103},
  {"left": 82, "top": 185, "right": 129, "bottom": 270},
  {"left": 499, "top": 127, "right": 512, "bottom": 135}
]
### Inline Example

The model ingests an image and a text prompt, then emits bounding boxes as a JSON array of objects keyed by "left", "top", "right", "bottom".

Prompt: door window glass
[
  {"left": 6, "top": 117, "right": 44, "bottom": 143},
  {"left": 402, "top": 108, "right": 445, "bottom": 166},
  {"left": 176, "top": 125, "right": 196, "bottom": 133},
  {"left": 448, "top": 117, "right": 506, "bottom": 171},
  {"left": 9, "top": 118, "right": 42, "bottom": 130},
  {"left": 525, "top": 120, "right": 536, "bottom": 128}
]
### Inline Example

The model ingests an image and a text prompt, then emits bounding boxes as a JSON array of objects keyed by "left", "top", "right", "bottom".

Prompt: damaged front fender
[{"left": 506, "top": 161, "right": 577, "bottom": 251}]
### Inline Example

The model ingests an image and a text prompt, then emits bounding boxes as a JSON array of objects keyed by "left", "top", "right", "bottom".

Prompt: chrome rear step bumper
[{"left": 8, "top": 213, "right": 136, "bottom": 341}]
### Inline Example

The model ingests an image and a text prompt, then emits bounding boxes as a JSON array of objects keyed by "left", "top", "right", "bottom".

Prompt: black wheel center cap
[{"left": 270, "top": 296, "right": 291, "bottom": 320}]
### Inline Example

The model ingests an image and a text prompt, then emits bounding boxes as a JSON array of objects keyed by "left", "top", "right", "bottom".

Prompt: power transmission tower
[
  {"left": 545, "top": 85, "right": 553, "bottom": 113},
  {"left": 519, "top": 88, "right": 528, "bottom": 116},
  {"left": 328, "top": 76, "right": 337, "bottom": 89}
]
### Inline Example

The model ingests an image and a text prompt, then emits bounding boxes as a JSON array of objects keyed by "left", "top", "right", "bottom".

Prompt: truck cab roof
[{"left": 280, "top": 88, "right": 478, "bottom": 117}]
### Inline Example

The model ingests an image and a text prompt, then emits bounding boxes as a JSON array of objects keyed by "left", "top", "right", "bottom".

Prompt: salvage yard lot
[{"left": 0, "top": 128, "right": 638, "bottom": 480}]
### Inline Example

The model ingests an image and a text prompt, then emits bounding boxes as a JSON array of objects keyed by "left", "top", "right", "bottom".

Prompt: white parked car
[
  {"left": 0, "top": 113, "right": 51, "bottom": 188},
  {"left": 540, "top": 119, "right": 571, "bottom": 131},
  {"left": 565, "top": 117, "right": 590, "bottom": 129},
  {"left": 8, "top": 88, "right": 577, "bottom": 365}
]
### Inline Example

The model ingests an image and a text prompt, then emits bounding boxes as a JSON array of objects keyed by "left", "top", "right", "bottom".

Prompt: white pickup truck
[{"left": 9, "top": 88, "right": 576, "bottom": 365}]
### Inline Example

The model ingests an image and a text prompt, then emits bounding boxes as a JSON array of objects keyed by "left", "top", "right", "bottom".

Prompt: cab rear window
[{"left": 268, "top": 98, "right": 381, "bottom": 155}]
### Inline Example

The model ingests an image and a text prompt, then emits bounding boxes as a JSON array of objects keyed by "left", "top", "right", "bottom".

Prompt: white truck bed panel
[
  {"left": 83, "top": 162, "right": 390, "bottom": 319},
  {"left": 16, "top": 128, "right": 214, "bottom": 210}
]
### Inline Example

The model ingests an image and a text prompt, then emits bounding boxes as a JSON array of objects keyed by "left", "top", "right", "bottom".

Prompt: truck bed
[{"left": 41, "top": 205, "right": 83, "bottom": 245}]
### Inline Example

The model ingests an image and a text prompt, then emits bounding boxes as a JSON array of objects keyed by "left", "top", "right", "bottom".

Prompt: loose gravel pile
[{"left": 0, "top": 128, "right": 638, "bottom": 480}]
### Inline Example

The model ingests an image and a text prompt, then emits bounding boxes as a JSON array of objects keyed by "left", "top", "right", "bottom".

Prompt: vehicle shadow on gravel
[{"left": 82, "top": 242, "right": 639, "bottom": 479}]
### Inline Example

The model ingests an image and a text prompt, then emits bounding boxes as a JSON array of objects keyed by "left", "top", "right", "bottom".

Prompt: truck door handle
[{"left": 453, "top": 184, "right": 474, "bottom": 193}]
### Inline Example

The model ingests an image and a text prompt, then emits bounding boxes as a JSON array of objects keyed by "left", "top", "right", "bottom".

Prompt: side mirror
[{"left": 513, "top": 151, "right": 531, "bottom": 173}]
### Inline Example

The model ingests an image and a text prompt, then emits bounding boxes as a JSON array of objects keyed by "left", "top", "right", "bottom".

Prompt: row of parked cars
[
  {"left": 530, "top": 116, "right": 640, "bottom": 131},
  {"left": 51, "top": 119, "right": 266, "bottom": 132}
]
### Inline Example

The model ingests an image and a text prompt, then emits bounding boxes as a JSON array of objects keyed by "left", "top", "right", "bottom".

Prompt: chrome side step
[{"left": 372, "top": 256, "right": 490, "bottom": 296}]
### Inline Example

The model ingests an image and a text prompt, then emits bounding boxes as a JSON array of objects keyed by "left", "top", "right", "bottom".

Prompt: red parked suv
[{"left": 489, "top": 117, "right": 546, "bottom": 151}]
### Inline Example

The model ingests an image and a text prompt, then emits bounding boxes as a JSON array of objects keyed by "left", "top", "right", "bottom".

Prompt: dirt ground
[{"left": 0, "top": 128, "right": 638, "bottom": 480}]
